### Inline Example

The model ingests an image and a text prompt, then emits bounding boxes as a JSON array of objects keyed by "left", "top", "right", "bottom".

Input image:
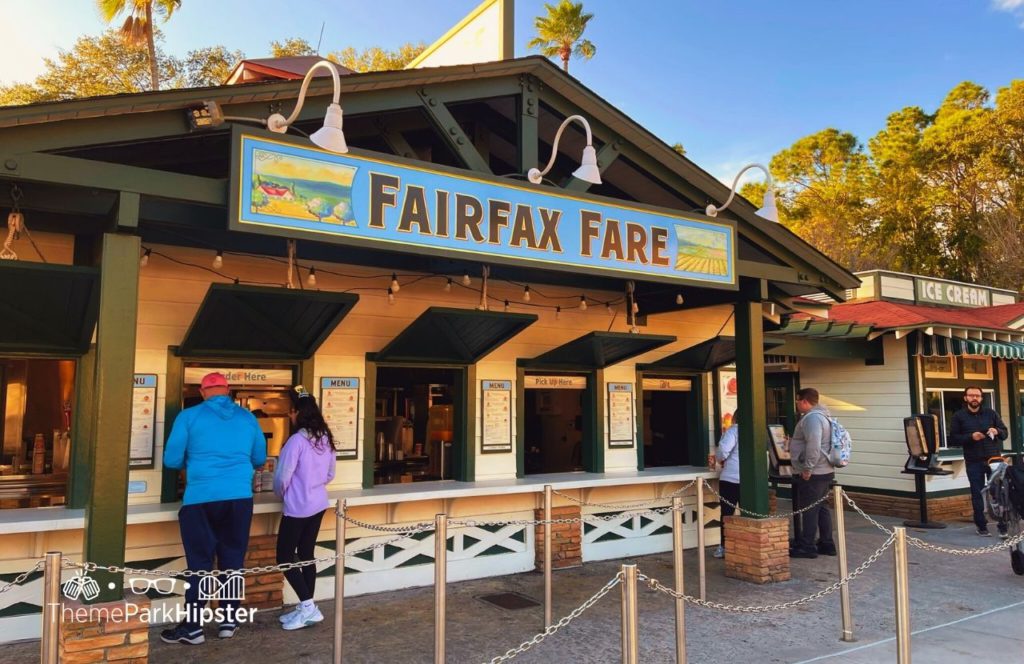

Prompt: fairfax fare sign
[
  {"left": 915, "top": 278, "right": 991, "bottom": 308},
  {"left": 230, "top": 132, "right": 736, "bottom": 288}
]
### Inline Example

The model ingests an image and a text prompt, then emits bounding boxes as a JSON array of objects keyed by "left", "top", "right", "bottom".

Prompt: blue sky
[{"left": 2, "top": 1, "right": 1022, "bottom": 183}]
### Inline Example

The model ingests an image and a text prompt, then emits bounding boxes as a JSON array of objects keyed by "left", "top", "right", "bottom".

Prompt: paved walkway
[{"left": 3, "top": 504, "right": 1023, "bottom": 663}]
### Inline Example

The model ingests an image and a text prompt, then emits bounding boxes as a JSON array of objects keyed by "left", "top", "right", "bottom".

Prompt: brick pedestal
[
  {"left": 534, "top": 505, "right": 582, "bottom": 570},
  {"left": 843, "top": 490, "right": 971, "bottom": 522},
  {"left": 723, "top": 516, "right": 790, "bottom": 584},
  {"left": 58, "top": 593, "right": 150, "bottom": 663},
  {"left": 243, "top": 534, "right": 283, "bottom": 609}
]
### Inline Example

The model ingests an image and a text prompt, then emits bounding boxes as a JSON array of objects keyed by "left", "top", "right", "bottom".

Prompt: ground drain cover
[{"left": 477, "top": 592, "right": 542, "bottom": 611}]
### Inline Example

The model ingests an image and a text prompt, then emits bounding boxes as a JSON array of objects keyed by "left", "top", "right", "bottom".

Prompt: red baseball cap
[{"left": 200, "top": 372, "right": 229, "bottom": 389}]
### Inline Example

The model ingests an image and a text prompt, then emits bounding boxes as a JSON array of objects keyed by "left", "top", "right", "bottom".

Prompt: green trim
[
  {"left": 160, "top": 349, "right": 184, "bottom": 503},
  {"left": 67, "top": 345, "right": 96, "bottom": 509},
  {"left": 1009, "top": 361, "right": 1022, "bottom": 454},
  {"left": 515, "top": 366, "right": 526, "bottom": 478},
  {"left": 418, "top": 90, "right": 492, "bottom": 173},
  {"left": 773, "top": 337, "right": 883, "bottom": 362},
  {"left": 362, "top": 358, "right": 377, "bottom": 490},
  {"left": 518, "top": 76, "right": 539, "bottom": 175},
  {"left": 84, "top": 232, "right": 140, "bottom": 602},
  {"left": 735, "top": 299, "right": 769, "bottom": 516},
  {"left": 459, "top": 364, "right": 476, "bottom": 481},
  {"left": 907, "top": 338, "right": 921, "bottom": 414},
  {"left": 634, "top": 367, "right": 645, "bottom": 471},
  {"left": 585, "top": 369, "right": 605, "bottom": 473}
]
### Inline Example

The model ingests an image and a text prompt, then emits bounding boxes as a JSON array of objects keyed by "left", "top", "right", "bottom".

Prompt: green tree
[
  {"left": 671, "top": 143, "right": 686, "bottom": 156},
  {"left": 527, "top": 0, "right": 596, "bottom": 73},
  {"left": 97, "top": 0, "right": 181, "bottom": 91},
  {"left": 168, "top": 45, "right": 245, "bottom": 87},
  {"left": 270, "top": 38, "right": 317, "bottom": 58},
  {"left": 331, "top": 42, "right": 426, "bottom": 72}
]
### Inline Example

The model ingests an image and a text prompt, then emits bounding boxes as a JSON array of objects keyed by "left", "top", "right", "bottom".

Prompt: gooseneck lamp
[
  {"left": 266, "top": 60, "right": 348, "bottom": 154},
  {"left": 705, "top": 163, "right": 779, "bottom": 223},
  {"left": 528, "top": 114, "right": 601, "bottom": 186}
]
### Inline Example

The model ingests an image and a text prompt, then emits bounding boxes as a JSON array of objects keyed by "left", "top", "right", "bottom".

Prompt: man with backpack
[
  {"left": 789, "top": 387, "right": 837, "bottom": 559},
  {"left": 949, "top": 386, "right": 1008, "bottom": 538}
]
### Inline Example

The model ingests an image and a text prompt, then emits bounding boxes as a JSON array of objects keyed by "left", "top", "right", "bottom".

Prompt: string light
[
  {"left": 606, "top": 301, "right": 613, "bottom": 316},
  {"left": 212, "top": 250, "right": 224, "bottom": 269},
  {"left": 462, "top": 270, "right": 471, "bottom": 286},
  {"left": 307, "top": 266, "right": 317, "bottom": 286},
  {"left": 504, "top": 299, "right": 510, "bottom": 312},
  {"left": 523, "top": 285, "right": 531, "bottom": 302},
  {"left": 387, "top": 287, "right": 395, "bottom": 305},
  {"left": 140, "top": 248, "right": 151, "bottom": 267},
  {"left": 555, "top": 306, "right": 561, "bottom": 320},
  {"left": 391, "top": 273, "right": 400, "bottom": 292},
  {"left": 676, "top": 293, "right": 684, "bottom": 305},
  {"left": 579, "top": 295, "right": 587, "bottom": 311},
  {"left": 444, "top": 278, "right": 452, "bottom": 292}
]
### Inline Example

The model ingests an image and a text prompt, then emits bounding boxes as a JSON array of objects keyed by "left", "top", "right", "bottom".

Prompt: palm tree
[
  {"left": 527, "top": 0, "right": 596, "bottom": 73},
  {"left": 97, "top": 0, "right": 181, "bottom": 91}
]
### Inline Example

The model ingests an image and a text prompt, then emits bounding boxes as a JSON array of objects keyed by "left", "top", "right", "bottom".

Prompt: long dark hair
[{"left": 290, "top": 389, "right": 336, "bottom": 451}]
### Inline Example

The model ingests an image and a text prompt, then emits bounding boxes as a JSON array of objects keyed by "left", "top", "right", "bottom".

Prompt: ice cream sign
[
  {"left": 231, "top": 131, "right": 736, "bottom": 288},
  {"left": 915, "top": 278, "right": 991, "bottom": 308}
]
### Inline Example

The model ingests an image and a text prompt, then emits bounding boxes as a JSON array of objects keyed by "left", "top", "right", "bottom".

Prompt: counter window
[
  {"left": 641, "top": 378, "right": 693, "bottom": 467},
  {"left": 962, "top": 356, "right": 992, "bottom": 380},
  {"left": 0, "top": 358, "right": 75, "bottom": 509},
  {"left": 923, "top": 356, "right": 956, "bottom": 379},
  {"left": 523, "top": 374, "right": 587, "bottom": 475},
  {"left": 925, "top": 388, "right": 992, "bottom": 449}
]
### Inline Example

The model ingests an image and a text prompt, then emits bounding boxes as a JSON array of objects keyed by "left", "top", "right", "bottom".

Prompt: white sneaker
[
  {"left": 278, "top": 607, "right": 300, "bottom": 624},
  {"left": 282, "top": 604, "right": 324, "bottom": 630},
  {"left": 712, "top": 545, "right": 725, "bottom": 559}
]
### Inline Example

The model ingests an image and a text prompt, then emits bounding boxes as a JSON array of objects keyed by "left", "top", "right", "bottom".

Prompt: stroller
[{"left": 982, "top": 455, "right": 1024, "bottom": 575}]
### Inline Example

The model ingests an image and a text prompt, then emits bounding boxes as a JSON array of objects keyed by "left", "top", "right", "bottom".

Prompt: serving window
[
  {"left": 925, "top": 388, "right": 993, "bottom": 449},
  {"left": 962, "top": 355, "right": 992, "bottom": 380},
  {"left": 523, "top": 374, "right": 588, "bottom": 475},
  {"left": 923, "top": 356, "right": 956, "bottom": 379}
]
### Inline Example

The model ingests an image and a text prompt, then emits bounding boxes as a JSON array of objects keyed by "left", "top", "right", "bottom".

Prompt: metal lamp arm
[
  {"left": 706, "top": 163, "right": 773, "bottom": 217},
  {"left": 529, "top": 115, "right": 594, "bottom": 182},
  {"left": 269, "top": 61, "right": 342, "bottom": 132}
]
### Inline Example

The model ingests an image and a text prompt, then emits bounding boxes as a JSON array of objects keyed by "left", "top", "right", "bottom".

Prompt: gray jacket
[{"left": 790, "top": 404, "right": 833, "bottom": 475}]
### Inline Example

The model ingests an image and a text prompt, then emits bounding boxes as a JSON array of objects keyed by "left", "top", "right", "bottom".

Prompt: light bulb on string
[
  {"left": 213, "top": 250, "right": 224, "bottom": 269},
  {"left": 631, "top": 300, "right": 639, "bottom": 315},
  {"left": 606, "top": 301, "right": 613, "bottom": 316},
  {"left": 579, "top": 295, "right": 587, "bottom": 311},
  {"left": 555, "top": 306, "right": 561, "bottom": 320},
  {"left": 462, "top": 270, "right": 471, "bottom": 286},
  {"left": 387, "top": 287, "right": 395, "bottom": 305},
  {"left": 504, "top": 300, "right": 510, "bottom": 312},
  {"left": 444, "top": 278, "right": 452, "bottom": 292},
  {"left": 391, "top": 273, "right": 400, "bottom": 292},
  {"left": 676, "top": 293, "right": 684, "bottom": 305},
  {"left": 523, "top": 285, "right": 531, "bottom": 302},
  {"left": 140, "top": 248, "right": 151, "bottom": 267},
  {"left": 307, "top": 266, "right": 317, "bottom": 287}
]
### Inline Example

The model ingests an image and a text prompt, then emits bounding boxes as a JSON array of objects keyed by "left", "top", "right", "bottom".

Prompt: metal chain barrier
[
  {"left": 552, "top": 479, "right": 698, "bottom": 510},
  {"left": 0, "top": 561, "right": 43, "bottom": 595},
  {"left": 703, "top": 478, "right": 831, "bottom": 520},
  {"left": 480, "top": 571, "right": 624, "bottom": 664},
  {"left": 637, "top": 532, "right": 896, "bottom": 614},
  {"left": 343, "top": 514, "right": 434, "bottom": 533}
]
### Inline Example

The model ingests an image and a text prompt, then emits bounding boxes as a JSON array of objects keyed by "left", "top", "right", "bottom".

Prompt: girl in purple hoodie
[{"left": 274, "top": 386, "right": 336, "bottom": 630}]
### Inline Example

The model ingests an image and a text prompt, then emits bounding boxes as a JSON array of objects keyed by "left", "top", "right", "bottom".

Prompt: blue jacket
[{"left": 164, "top": 396, "right": 267, "bottom": 506}]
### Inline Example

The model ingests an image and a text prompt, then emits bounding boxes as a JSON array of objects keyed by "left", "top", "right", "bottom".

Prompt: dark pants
[
  {"left": 795, "top": 474, "right": 834, "bottom": 552},
  {"left": 277, "top": 510, "right": 327, "bottom": 602},
  {"left": 719, "top": 480, "right": 740, "bottom": 548},
  {"left": 966, "top": 461, "right": 1006, "bottom": 532},
  {"left": 178, "top": 498, "right": 254, "bottom": 628}
]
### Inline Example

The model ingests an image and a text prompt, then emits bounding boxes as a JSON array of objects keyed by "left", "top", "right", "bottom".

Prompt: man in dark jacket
[{"left": 948, "top": 386, "right": 1008, "bottom": 537}]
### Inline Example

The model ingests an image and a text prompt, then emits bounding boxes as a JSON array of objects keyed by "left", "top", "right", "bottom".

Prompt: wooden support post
[{"left": 735, "top": 297, "right": 770, "bottom": 516}]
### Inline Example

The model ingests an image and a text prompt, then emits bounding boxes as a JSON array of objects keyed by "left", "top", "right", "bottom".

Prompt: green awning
[
  {"left": 178, "top": 284, "right": 358, "bottom": 360},
  {"left": 645, "top": 335, "right": 785, "bottom": 372},
  {"left": 0, "top": 261, "right": 99, "bottom": 355},
  {"left": 373, "top": 307, "right": 537, "bottom": 364},
  {"left": 523, "top": 331, "right": 676, "bottom": 370},
  {"left": 910, "top": 331, "right": 1024, "bottom": 360}
]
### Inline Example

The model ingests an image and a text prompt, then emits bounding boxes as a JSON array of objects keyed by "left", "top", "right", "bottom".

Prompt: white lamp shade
[
  {"left": 756, "top": 188, "right": 780, "bottom": 223},
  {"left": 572, "top": 145, "right": 602, "bottom": 185},
  {"left": 310, "top": 103, "right": 348, "bottom": 154}
]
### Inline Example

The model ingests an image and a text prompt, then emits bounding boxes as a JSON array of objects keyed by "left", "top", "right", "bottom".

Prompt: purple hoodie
[{"left": 273, "top": 430, "right": 336, "bottom": 518}]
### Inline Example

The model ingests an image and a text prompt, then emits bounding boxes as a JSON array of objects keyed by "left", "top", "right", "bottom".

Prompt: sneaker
[
  {"left": 279, "top": 606, "right": 301, "bottom": 624},
  {"left": 816, "top": 543, "right": 837, "bottom": 556},
  {"left": 999, "top": 530, "right": 1009, "bottom": 540},
  {"left": 282, "top": 605, "right": 324, "bottom": 631},
  {"left": 160, "top": 622, "right": 204, "bottom": 645},
  {"left": 712, "top": 545, "right": 725, "bottom": 559},
  {"left": 977, "top": 527, "right": 992, "bottom": 537},
  {"left": 217, "top": 623, "right": 237, "bottom": 639},
  {"left": 789, "top": 548, "right": 818, "bottom": 559}
]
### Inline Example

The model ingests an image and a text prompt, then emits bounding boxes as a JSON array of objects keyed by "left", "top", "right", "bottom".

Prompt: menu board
[
  {"left": 481, "top": 380, "right": 512, "bottom": 453},
  {"left": 607, "top": 383, "right": 635, "bottom": 447},
  {"left": 717, "top": 368, "right": 738, "bottom": 432},
  {"left": 320, "top": 377, "right": 360, "bottom": 459},
  {"left": 131, "top": 374, "right": 157, "bottom": 468}
]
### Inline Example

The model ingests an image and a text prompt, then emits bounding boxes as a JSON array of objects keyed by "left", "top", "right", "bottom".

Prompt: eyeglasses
[{"left": 128, "top": 577, "right": 185, "bottom": 594}]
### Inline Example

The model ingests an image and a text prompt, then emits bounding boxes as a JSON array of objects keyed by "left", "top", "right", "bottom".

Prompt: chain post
[
  {"left": 696, "top": 479, "right": 706, "bottom": 601},
  {"left": 620, "top": 564, "right": 639, "bottom": 664},
  {"left": 544, "top": 484, "right": 553, "bottom": 629},
  {"left": 333, "top": 500, "right": 345, "bottom": 664},
  {"left": 672, "top": 496, "right": 686, "bottom": 663},
  {"left": 41, "top": 552, "right": 61, "bottom": 664},
  {"left": 435, "top": 513, "right": 448, "bottom": 664},
  {"left": 893, "top": 526, "right": 911, "bottom": 663},
  {"left": 833, "top": 485, "right": 854, "bottom": 642}
]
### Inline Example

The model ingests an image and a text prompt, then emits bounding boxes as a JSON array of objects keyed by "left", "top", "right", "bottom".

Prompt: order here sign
[{"left": 230, "top": 131, "right": 736, "bottom": 288}]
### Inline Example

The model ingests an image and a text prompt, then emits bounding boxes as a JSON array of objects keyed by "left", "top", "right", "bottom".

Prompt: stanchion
[
  {"left": 833, "top": 486, "right": 854, "bottom": 642},
  {"left": 696, "top": 479, "right": 706, "bottom": 601},
  {"left": 544, "top": 484, "right": 553, "bottom": 629},
  {"left": 41, "top": 551, "right": 61, "bottom": 664},
  {"left": 620, "top": 563, "right": 639, "bottom": 664},
  {"left": 671, "top": 496, "right": 687, "bottom": 663},
  {"left": 893, "top": 526, "right": 911, "bottom": 664},
  {"left": 333, "top": 500, "right": 346, "bottom": 664},
  {"left": 435, "top": 513, "right": 448, "bottom": 664}
]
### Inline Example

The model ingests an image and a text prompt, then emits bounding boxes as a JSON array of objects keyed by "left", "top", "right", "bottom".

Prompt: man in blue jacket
[
  {"left": 160, "top": 372, "right": 267, "bottom": 645},
  {"left": 949, "top": 386, "right": 1008, "bottom": 538}
]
